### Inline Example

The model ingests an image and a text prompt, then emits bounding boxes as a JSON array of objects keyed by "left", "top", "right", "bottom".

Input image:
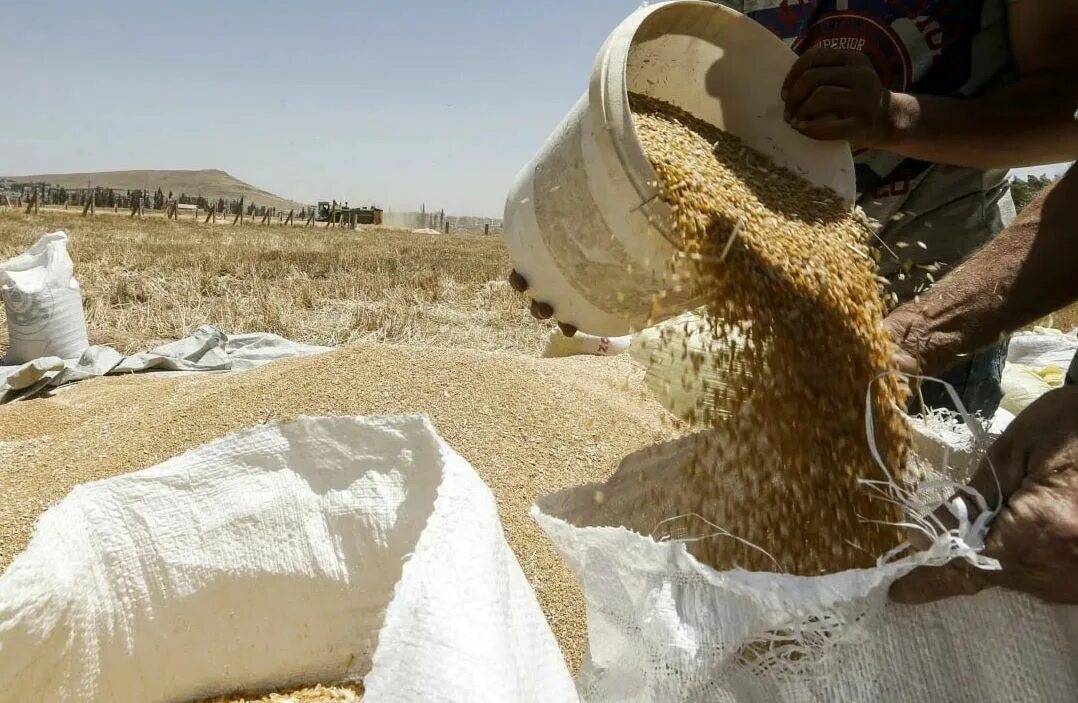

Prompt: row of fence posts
[{"left": 2, "top": 188, "right": 499, "bottom": 234}]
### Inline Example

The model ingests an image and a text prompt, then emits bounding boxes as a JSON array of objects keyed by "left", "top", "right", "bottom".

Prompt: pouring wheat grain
[{"left": 631, "top": 94, "right": 912, "bottom": 576}]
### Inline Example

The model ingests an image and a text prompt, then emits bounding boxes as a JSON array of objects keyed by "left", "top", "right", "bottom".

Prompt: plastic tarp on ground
[
  {"left": 534, "top": 425, "right": 1078, "bottom": 703},
  {"left": 0, "top": 415, "right": 576, "bottom": 703},
  {"left": 0, "top": 325, "right": 332, "bottom": 404}
]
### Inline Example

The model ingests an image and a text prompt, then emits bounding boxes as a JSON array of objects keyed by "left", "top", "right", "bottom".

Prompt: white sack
[
  {"left": 0, "top": 415, "right": 576, "bottom": 703},
  {"left": 534, "top": 432, "right": 1078, "bottom": 702},
  {"left": 0, "top": 231, "right": 89, "bottom": 364},
  {"left": 1007, "top": 327, "right": 1078, "bottom": 369},
  {"left": 1000, "top": 362, "right": 1065, "bottom": 416}
]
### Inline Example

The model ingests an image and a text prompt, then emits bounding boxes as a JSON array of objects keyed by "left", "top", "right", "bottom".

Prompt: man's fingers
[
  {"left": 783, "top": 67, "right": 858, "bottom": 119},
  {"left": 889, "top": 562, "right": 992, "bottom": 605},
  {"left": 790, "top": 117, "right": 858, "bottom": 142},
  {"left": 781, "top": 47, "right": 854, "bottom": 98},
  {"left": 891, "top": 347, "right": 920, "bottom": 377},
  {"left": 963, "top": 423, "right": 1026, "bottom": 514},
  {"left": 790, "top": 86, "right": 855, "bottom": 123},
  {"left": 904, "top": 423, "right": 1024, "bottom": 557},
  {"left": 509, "top": 270, "right": 529, "bottom": 293}
]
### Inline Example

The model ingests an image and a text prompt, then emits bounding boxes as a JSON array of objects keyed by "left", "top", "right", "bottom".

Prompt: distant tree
[
  {"left": 153, "top": 188, "right": 165, "bottom": 210},
  {"left": 217, "top": 197, "right": 227, "bottom": 213},
  {"left": 246, "top": 202, "right": 256, "bottom": 216},
  {"left": 1012, "top": 174, "right": 1052, "bottom": 213},
  {"left": 197, "top": 195, "right": 208, "bottom": 209},
  {"left": 107, "top": 189, "right": 116, "bottom": 207}
]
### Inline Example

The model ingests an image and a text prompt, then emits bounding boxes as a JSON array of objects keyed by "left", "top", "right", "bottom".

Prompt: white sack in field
[
  {"left": 0, "top": 415, "right": 576, "bottom": 703},
  {"left": 0, "top": 231, "right": 89, "bottom": 365}
]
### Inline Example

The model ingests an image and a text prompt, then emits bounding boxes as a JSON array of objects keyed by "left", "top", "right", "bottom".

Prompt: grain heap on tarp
[
  {"left": 630, "top": 94, "right": 912, "bottom": 576},
  {"left": 0, "top": 343, "right": 677, "bottom": 671}
]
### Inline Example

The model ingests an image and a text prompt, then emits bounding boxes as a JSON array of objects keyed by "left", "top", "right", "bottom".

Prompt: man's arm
[
  {"left": 888, "top": 167, "right": 1078, "bottom": 377},
  {"left": 783, "top": 0, "right": 1078, "bottom": 167},
  {"left": 888, "top": 0, "right": 1078, "bottom": 168}
]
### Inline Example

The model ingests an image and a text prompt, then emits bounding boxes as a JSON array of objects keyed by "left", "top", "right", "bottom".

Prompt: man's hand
[
  {"left": 890, "top": 387, "right": 1078, "bottom": 605},
  {"left": 509, "top": 270, "right": 578, "bottom": 337},
  {"left": 781, "top": 48, "right": 913, "bottom": 149},
  {"left": 883, "top": 308, "right": 926, "bottom": 378}
]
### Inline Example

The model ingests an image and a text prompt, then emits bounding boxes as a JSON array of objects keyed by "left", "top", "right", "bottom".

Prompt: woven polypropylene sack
[
  {"left": 1008, "top": 328, "right": 1078, "bottom": 369},
  {"left": 0, "top": 415, "right": 576, "bottom": 703},
  {"left": 0, "top": 231, "right": 89, "bottom": 364},
  {"left": 534, "top": 434, "right": 1078, "bottom": 703}
]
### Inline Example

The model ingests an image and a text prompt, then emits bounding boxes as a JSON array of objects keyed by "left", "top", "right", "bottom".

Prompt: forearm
[
  {"left": 894, "top": 168, "right": 1078, "bottom": 375},
  {"left": 885, "top": 71, "right": 1078, "bottom": 169}
]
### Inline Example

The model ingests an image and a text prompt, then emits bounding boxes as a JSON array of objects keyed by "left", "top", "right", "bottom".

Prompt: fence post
[
  {"left": 444, "top": 221, "right": 449, "bottom": 234},
  {"left": 306, "top": 210, "right": 315, "bottom": 227},
  {"left": 484, "top": 223, "right": 490, "bottom": 235},
  {"left": 285, "top": 209, "right": 294, "bottom": 226}
]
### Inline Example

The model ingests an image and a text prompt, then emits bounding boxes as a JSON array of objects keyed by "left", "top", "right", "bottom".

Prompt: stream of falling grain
[{"left": 632, "top": 94, "right": 911, "bottom": 575}]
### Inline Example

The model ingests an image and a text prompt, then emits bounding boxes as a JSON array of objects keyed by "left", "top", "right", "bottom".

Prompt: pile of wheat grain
[
  {"left": 0, "top": 344, "right": 676, "bottom": 673},
  {"left": 630, "top": 94, "right": 911, "bottom": 576}
]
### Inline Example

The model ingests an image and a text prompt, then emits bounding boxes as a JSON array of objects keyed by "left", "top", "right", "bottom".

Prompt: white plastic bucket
[{"left": 504, "top": 0, "right": 855, "bottom": 337}]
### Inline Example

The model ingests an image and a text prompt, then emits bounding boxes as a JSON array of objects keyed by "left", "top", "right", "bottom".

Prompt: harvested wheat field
[
  {"left": 0, "top": 211, "right": 549, "bottom": 356},
  {"left": 0, "top": 343, "right": 678, "bottom": 670}
]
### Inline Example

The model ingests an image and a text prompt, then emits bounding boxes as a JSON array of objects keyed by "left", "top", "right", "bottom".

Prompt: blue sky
[
  {"left": 2, "top": 1, "right": 1069, "bottom": 217},
  {"left": 2, "top": 0, "right": 643, "bottom": 217}
]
